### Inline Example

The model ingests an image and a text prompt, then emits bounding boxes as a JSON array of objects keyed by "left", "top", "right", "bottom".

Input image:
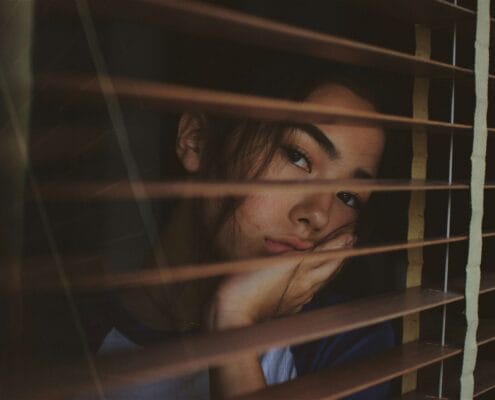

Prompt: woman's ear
[{"left": 176, "top": 113, "right": 204, "bottom": 173}]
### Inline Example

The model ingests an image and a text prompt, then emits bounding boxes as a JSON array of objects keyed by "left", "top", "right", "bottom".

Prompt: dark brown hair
[{"left": 190, "top": 65, "right": 386, "bottom": 243}]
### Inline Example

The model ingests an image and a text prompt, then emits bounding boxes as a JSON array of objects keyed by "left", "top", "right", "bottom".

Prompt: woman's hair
[
  {"left": 161, "top": 52, "right": 411, "bottom": 299},
  {"left": 183, "top": 63, "right": 388, "bottom": 240},
  {"left": 161, "top": 53, "right": 410, "bottom": 267}
]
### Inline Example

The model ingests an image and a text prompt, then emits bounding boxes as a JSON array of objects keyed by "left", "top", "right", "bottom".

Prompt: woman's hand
[{"left": 206, "top": 232, "right": 355, "bottom": 331}]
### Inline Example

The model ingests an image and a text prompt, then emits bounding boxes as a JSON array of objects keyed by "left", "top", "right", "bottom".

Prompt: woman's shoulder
[
  {"left": 99, "top": 291, "right": 185, "bottom": 350},
  {"left": 289, "top": 291, "right": 395, "bottom": 399},
  {"left": 292, "top": 291, "right": 395, "bottom": 374},
  {"left": 79, "top": 289, "right": 176, "bottom": 355}
]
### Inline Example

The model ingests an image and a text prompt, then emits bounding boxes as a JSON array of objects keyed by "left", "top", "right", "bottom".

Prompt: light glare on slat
[
  {"left": 23, "top": 232, "right": 495, "bottom": 290},
  {"left": 18, "top": 296, "right": 495, "bottom": 399},
  {"left": 235, "top": 342, "right": 462, "bottom": 400},
  {"left": 37, "top": 73, "right": 495, "bottom": 135},
  {"left": 37, "top": 179, "right": 484, "bottom": 201},
  {"left": 38, "top": 0, "right": 495, "bottom": 83},
  {"left": 17, "top": 288, "right": 466, "bottom": 399}
]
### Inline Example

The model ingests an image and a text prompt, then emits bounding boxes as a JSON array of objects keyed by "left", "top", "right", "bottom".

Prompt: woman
[{"left": 95, "top": 69, "right": 395, "bottom": 399}]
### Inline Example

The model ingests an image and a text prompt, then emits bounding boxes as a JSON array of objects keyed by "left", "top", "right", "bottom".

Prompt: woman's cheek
[
  {"left": 236, "top": 195, "right": 290, "bottom": 242},
  {"left": 334, "top": 202, "right": 359, "bottom": 229},
  {"left": 237, "top": 194, "right": 290, "bottom": 231},
  {"left": 211, "top": 194, "right": 286, "bottom": 260}
]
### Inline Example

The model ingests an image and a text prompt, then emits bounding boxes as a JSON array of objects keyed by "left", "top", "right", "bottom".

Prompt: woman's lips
[{"left": 264, "top": 237, "right": 313, "bottom": 254}]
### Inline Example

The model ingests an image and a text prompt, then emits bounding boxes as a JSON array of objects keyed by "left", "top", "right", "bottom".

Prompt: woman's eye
[
  {"left": 282, "top": 146, "right": 312, "bottom": 173},
  {"left": 337, "top": 191, "right": 361, "bottom": 210}
]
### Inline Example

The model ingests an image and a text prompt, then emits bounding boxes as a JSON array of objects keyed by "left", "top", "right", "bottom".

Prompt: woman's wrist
[
  {"left": 213, "top": 311, "right": 254, "bottom": 330},
  {"left": 206, "top": 296, "right": 256, "bottom": 331}
]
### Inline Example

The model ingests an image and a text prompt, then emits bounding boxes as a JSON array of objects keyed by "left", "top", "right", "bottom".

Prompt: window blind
[{"left": 1, "top": 0, "right": 493, "bottom": 399}]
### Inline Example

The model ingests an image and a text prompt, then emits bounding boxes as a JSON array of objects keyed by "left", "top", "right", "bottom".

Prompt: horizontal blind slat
[
  {"left": 447, "top": 318, "right": 495, "bottom": 346},
  {"left": 18, "top": 277, "right": 495, "bottom": 398},
  {"left": 441, "top": 360, "right": 495, "bottom": 398},
  {"left": 476, "top": 319, "right": 495, "bottom": 346},
  {"left": 37, "top": 74, "right": 495, "bottom": 134},
  {"left": 345, "top": 0, "right": 481, "bottom": 26},
  {"left": 389, "top": 318, "right": 495, "bottom": 399},
  {"left": 235, "top": 342, "right": 462, "bottom": 400},
  {"left": 451, "top": 271, "right": 495, "bottom": 295},
  {"left": 37, "top": 180, "right": 495, "bottom": 201},
  {"left": 241, "top": 320, "right": 495, "bottom": 400},
  {"left": 396, "top": 392, "right": 443, "bottom": 400},
  {"left": 473, "top": 361, "right": 495, "bottom": 398},
  {"left": 21, "top": 288, "right": 464, "bottom": 399},
  {"left": 19, "top": 234, "right": 495, "bottom": 290},
  {"left": 37, "top": 0, "right": 493, "bottom": 82}
]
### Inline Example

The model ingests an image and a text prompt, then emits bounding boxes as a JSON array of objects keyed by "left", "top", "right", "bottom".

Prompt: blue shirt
[{"left": 85, "top": 292, "right": 395, "bottom": 399}]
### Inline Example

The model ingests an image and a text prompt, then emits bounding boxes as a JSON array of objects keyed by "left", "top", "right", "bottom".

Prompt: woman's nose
[{"left": 289, "top": 193, "right": 333, "bottom": 233}]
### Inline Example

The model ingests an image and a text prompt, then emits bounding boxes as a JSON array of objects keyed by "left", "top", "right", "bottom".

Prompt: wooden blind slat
[
  {"left": 441, "top": 360, "right": 495, "bottom": 398},
  {"left": 338, "top": 368, "right": 495, "bottom": 400},
  {"left": 98, "top": 289, "right": 462, "bottom": 381},
  {"left": 361, "top": 318, "right": 495, "bottom": 400},
  {"left": 479, "top": 272, "right": 495, "bottom": 294},
  {"left": 22, "top": 288, "right": 462, "bottom": 399},
  {"left": 38, "top": 180, "right": 488, "bottom": 202},
  {"left": 473, "top": 361, "right": 495, "bottom": 398},
  {"left": 38, "top": 0, "right": 492, "bottom": 82},
  {"left": 476, "top": 319, "right": 495, "bottom": 346},
  {"left": 20, "top": 233, "right": 495, "bottom": 290},
  {"left": 346, "top": 0, "right": 481, "bottom": 26},
  {"left": 37, "top": 74, "right": 495, "bottom": 135},
  {"left": 396, "top": 392, "right": 443, "bottom": 400},
  {"left": 422, "top": 319, "right": 495, "bottom": 398},
  {"left": 42, "top": 0, "right": 483, "bottom": 26},
  {"left": 20, "top": 278, "right": 495, "bottom": 399},
  {"left": 242, "top": 328, "right": 495, "bottom": 400},
  {"left": 393, "top": 363, "right": 495, "bottom": 399},
  {"left": 17, "top": 235, "right": 472, "bottom": 290},
  {"left": 447, "top": 318, "right": 495, "bottom": 347},
  {"left": 450, "top": 271, "right": 495, "bottom": 295},
  {"left": 235, "top": 342, "right": 461, "bottom": 400}
]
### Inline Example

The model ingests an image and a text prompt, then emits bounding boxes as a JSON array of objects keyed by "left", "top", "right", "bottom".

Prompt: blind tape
[
  {"left": 402, "top": 24, "right": 431, "bottom": 395},
  {"left": 460, "top": 0, "right": 491, "bottom": 398}
]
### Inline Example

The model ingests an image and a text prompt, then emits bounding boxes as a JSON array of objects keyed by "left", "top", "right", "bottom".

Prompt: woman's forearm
[
  {"left": 209, "top": 355, "right": 266, "bottom": 399},
  {"left": 206, "top": 302, "right": 267, "bottom": 399}
]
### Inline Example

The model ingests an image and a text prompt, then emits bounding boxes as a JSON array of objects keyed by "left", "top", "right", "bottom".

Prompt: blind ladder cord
[{"left": 460, "top": 0, "right": 491, "bottom": 398}]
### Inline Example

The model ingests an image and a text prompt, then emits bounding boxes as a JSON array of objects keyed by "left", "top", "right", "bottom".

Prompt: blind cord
[
  {"left": 460, "top": 0, "right": 491, "bottom": 398},
  {"left": 438, "top": 13, "right": 457, "bottom": 399}
]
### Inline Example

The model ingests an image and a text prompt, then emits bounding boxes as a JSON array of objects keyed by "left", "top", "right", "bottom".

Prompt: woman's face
[
  {"left": 212, "top": 84, "right": 385, "bottom": 260},
  {"left": 178, "top": 83, "right": 385, "bottom": 260}
]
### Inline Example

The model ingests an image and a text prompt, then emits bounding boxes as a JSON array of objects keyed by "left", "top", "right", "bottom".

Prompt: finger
[
  {"left": 308, "top": 258, "right": 344, "bottom": 283},
  {"left": 307, "top": 261, "right": 346, "bottom": 297},
  {"left": 301, "top": 233, "right": 354, "bottom": 270},
  {"left": 280, "top": 292, "right": 315, "bottom": 315},
  {"left": 316, "top": 232, "right": 356, "bottom": 251},
  {"left": 323, "top": 223, "right": 356, "bottom": 241}
]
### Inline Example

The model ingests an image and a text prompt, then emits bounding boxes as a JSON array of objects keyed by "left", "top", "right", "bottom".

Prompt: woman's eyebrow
[
  {"left": 293, "top": 123, "right": 339, "bottom": 160},
  {"left": 353, "top": 168, "right": 373, "bottom": 179}
]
